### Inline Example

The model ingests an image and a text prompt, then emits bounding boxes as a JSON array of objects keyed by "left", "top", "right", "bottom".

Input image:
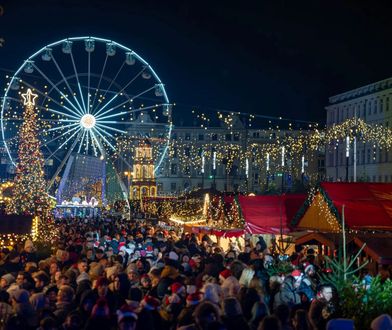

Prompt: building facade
[
  {"left": 152, "top": 117, "right": 323, "bottom": 196},
  {"left": 325, "top": 77, "right": 392, "bottom": 182}
]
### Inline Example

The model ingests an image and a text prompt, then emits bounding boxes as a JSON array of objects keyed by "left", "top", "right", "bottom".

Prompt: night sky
[{"left": 1, "top": 0, "right": 392, "bottom": 124}]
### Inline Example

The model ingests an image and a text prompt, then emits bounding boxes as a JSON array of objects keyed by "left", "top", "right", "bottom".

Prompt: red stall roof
[
  {"left": 319, "top": 182, "right": 392, "bottom": 230},
  {"left": 238, "top": 194, "right": 306, "bottom": 234}
]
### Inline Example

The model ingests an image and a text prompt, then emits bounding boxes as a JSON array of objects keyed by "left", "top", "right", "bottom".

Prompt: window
[
  {"left": 387, "top": 97, "right": 390, "bottom": 112},
  {"left": 185, "top": 147, "right": 190, "bottom": 157},
  {"left": 328, "top": 154, "right": 334, "bottom": 167},
  {"left": 379, "top": 149, "right": 383, "bottom": 163},
  {"left": 170, "top": 182, "right": 176, "bottom": 192},
  {"left": 233, "top": 133, "right": 240, "bottom": 141},
  {"left": 367, "top": 101, "right": 371, "bottom": 115},
  {"left": 185, "top": 133, "right": 191, "bottom": 140},
  {"left": 373, "top": 100, "right": 377, "bottom": 114},
  {"left": 367, "top": 149, "right": 371, "bottom": 163},
  {"left": 184, "top": 165, "right": 190, "bottom": 175},
  {"left": 211, "top": 133, "right": 218, "bottom": 141},
  {"left": 253, "top": 132, "right": 260, "bottom": 138},
  {"left": 386, "top": 151, "right": 389, "bottom": 162},
  {"left": 225, "top": 134, "right": 232, "bottom": 141},
  {"left": 380, "top": 99, "right": 384, "bottom": 113},
  {"left": 361, "top": 150, "right": 365, "bottom": 164},
  {"left": 373, "top": 176, "right": 376, "bottom": 182},
  {"left": 385, "top": 175, "right": 389, "bottom": 183},
  {"left": 379, "top": 175, "right": 382, "bottom": 182},
  {"left": 172, "top": 133, "right": 177, "bottom": 140},
  {"left": 157, "top": 183, "right": 163, "bottom": 192},
  {"left": 171, "top": 163, "right": 177, "bottom": 175},
  {"left": 198, "top": 134, "right": 204, "bottom": 141}
]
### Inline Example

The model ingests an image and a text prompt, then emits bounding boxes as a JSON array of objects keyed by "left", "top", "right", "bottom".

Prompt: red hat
[
  {"left": 189, "top": 259, "right": 197, "bottom": 268},
  {"left": 303, "top": 262, "right": 315, "bottom": 274},
  {"left": 186, "top": 293, "right": 202, "bottom": 306},
  {"left": 119, "top": 242, "right": 126, "bottom": 249},
  {"left": 171, "top": 282, "right": 184, "bottom": 294},
  {"left": 219, "top": 269, "right": 232, "bottom": 281},
  {"left": 142, "top": 295, "right": 160, "bottom": 310},
  {"left": 291, "top": 269, "right": 303, "bottom": 279}
]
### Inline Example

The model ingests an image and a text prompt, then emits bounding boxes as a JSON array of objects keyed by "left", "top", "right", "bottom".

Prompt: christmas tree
[{"left": 7, "top": 89, "right": 51, "bottom": 217}]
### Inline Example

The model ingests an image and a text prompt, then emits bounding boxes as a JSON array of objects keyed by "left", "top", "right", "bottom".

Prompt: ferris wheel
[{"left": 1, "top": 36, "right": 172, "bottom": 194}]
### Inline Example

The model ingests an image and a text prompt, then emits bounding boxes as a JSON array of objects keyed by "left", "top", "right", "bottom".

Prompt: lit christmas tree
[{"left": 7, "top": 89, "right": 51, "bottom": 217}]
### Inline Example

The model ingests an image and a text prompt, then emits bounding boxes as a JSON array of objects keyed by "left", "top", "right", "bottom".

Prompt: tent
[
  {"left": 238, "top": 194, "right": 306, "bottom": 234},
  {"left": 291, "top": 182, "right": 392, "bottom": 232}
]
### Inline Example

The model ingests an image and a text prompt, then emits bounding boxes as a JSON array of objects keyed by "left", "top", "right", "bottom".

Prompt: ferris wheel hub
[{"left": 80, "top": 114, "right": 96, "bottom": 129}]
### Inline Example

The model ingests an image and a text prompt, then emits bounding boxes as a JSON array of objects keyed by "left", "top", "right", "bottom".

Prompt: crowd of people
[{"left": 0, "top": 215, "right": 391, "bottom": 330}]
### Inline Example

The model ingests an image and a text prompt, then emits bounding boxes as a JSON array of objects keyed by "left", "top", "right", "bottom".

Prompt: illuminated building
[{"left": 325, "top": 77, "right": 392, "bottom": 182}]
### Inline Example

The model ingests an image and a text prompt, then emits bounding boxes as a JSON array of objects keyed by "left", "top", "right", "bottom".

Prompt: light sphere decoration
[
  {"left": 1, "top": 36, "right": 172, "bottom": 196},
  {"left": 80, "top": 114, "right": 96, "bottom": 129}
]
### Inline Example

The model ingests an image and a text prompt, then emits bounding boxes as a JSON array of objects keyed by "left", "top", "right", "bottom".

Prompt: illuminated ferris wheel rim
[{"left": 1, "top": 36, "right": 173, "bottom": 171}]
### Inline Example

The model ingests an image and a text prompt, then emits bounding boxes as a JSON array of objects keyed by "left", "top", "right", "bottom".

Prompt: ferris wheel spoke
[
  {"left": 95, "top": 122, "right": 127, "bottom": 134},
  {"left": 89, "top": 130, "right": 105, "bottom": 156},
  {"left": 77, "top": 129, "right": 87, "bottom": 154},
  {"left": 129, "top": 85, "right": 156, "bottom": 103},
  {"left": 95, "top": 61, "right": 126, "bottom": 112},
  {"left": 44, "top": 108, "right": 81, "bottom": 121},
  {"left": 45, "top": 127, "right": 81, "bottom": 160},
  {"left": 42, "top": 125, "right": 80, "bottom": 147},
  {"left": 95, "top": 112, "right": 128, "bottom": 121},
  {"left": 93, "top": 126, "right": 116, "bottom": 151},
  {"left": 51, "top": 53, "right": 86, "bottom": 115},
  {"left": 31, "top": 62, "right": 84, "bottom": 117},
  {"left": 47, "top": 130, "right": 83, "bottom": 190},
  {"left": 94, "top": 99, "right": 130, "bottom": 120},
  {"left": 69, "top": 52, "right": 87, "bottom": 113},
  {"left": 94, "top": 67, "right": 144, "bottom": 117},
  {"left": 90, "top": 54, "right": 108, "bottom": 112},
  {"left": 57, "top": 127, "right": 82, "bottom": 152},
  {"left": 45, "top": 122, "right": 79, "bottom": 133},
  {"left": 22, "top": 80, "right": 82, "bottom": 119},
  {"left": 88, "top": 130, "right": 98, "bottom": 156},
  {"left": 87, "top": 50, "right": 91, "bottom": 114}
]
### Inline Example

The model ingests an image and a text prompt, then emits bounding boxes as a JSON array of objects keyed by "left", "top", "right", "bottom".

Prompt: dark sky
[{"left": 1, "top": 0, "right": 392, "bottom": 124}]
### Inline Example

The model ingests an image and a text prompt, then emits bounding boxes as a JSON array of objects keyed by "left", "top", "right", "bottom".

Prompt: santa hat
[
  {"left": 171, "top": 282, "right": 184, "bottom": 294},
  {"left": 166, "top": 293, "right": 181, "bottom": 305},
  {"left": 219, "top": 269, "right": 232, "bottom": 282},
  {"left": 303, "top": 262, "right": 314, "bottom": 274},
  {"left": 117, "top": 304, "right": 138, "bottom": 323},
  {"left": 291, "top": 269, "right": 303, "bottom": 280},
  {"left": 119, "top": 242, "right": 126, "bottom": 250},
  {"left": 188, "top": 259, "right": 197, "bottom": 268},
  {"left": 141, "top": 295, "right": 160, "bottom": 310},
  {"left": 186, "top": 293, "right": 202, "bottom": 306}
]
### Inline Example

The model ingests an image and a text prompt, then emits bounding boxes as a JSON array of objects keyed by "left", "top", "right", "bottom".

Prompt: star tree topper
[{"left": 21, "top": 88, "right": 38, "bottom": 106}]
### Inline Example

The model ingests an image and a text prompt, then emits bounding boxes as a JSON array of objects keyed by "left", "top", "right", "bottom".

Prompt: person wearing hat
[
  {"left": 20, "top": 239, "right": 37, "bottom": 265},
  {"left": 1, "top": 273, "right": 15, "bottom": 290},
  {"left": 273, "top": 270, "right": 302, "bottom": 310},
  {"left": 3, "top": 250, "right": 21, "bottom": 274},
  {"left": 138, "top": 295, "right": 162, "bottom": 330},
  {"left": 309, "top": 284, "right": 336, "bottom": 329},
  {"left": 11, "top": 289, "right": 37, "bottom": 328},
  {"left": 177, "top": 293, "right": 203, "bottom": 328},
  {"left": 298, "top": 262, "right": 317, "bottom": 304},
  {"left": 116, "top": 304, "right": 138, "bottom": 330}
]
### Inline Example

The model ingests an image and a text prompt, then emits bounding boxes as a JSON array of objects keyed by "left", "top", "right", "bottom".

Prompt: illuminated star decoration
[{"left": 21, "top": 88, "right": 38, "bottom": 107}]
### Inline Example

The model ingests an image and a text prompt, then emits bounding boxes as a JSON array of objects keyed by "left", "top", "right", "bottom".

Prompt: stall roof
[
  {"left": 291, "top": 183, "right": 392, "bottom": 232},
  {"left": 238, "top": 194, "right": 306, "bottom": 234}
]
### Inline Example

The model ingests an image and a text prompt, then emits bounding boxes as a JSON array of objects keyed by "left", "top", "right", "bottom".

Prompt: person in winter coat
[{"left": 273, "top": 271, "right": 302, "bottom": 310}]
